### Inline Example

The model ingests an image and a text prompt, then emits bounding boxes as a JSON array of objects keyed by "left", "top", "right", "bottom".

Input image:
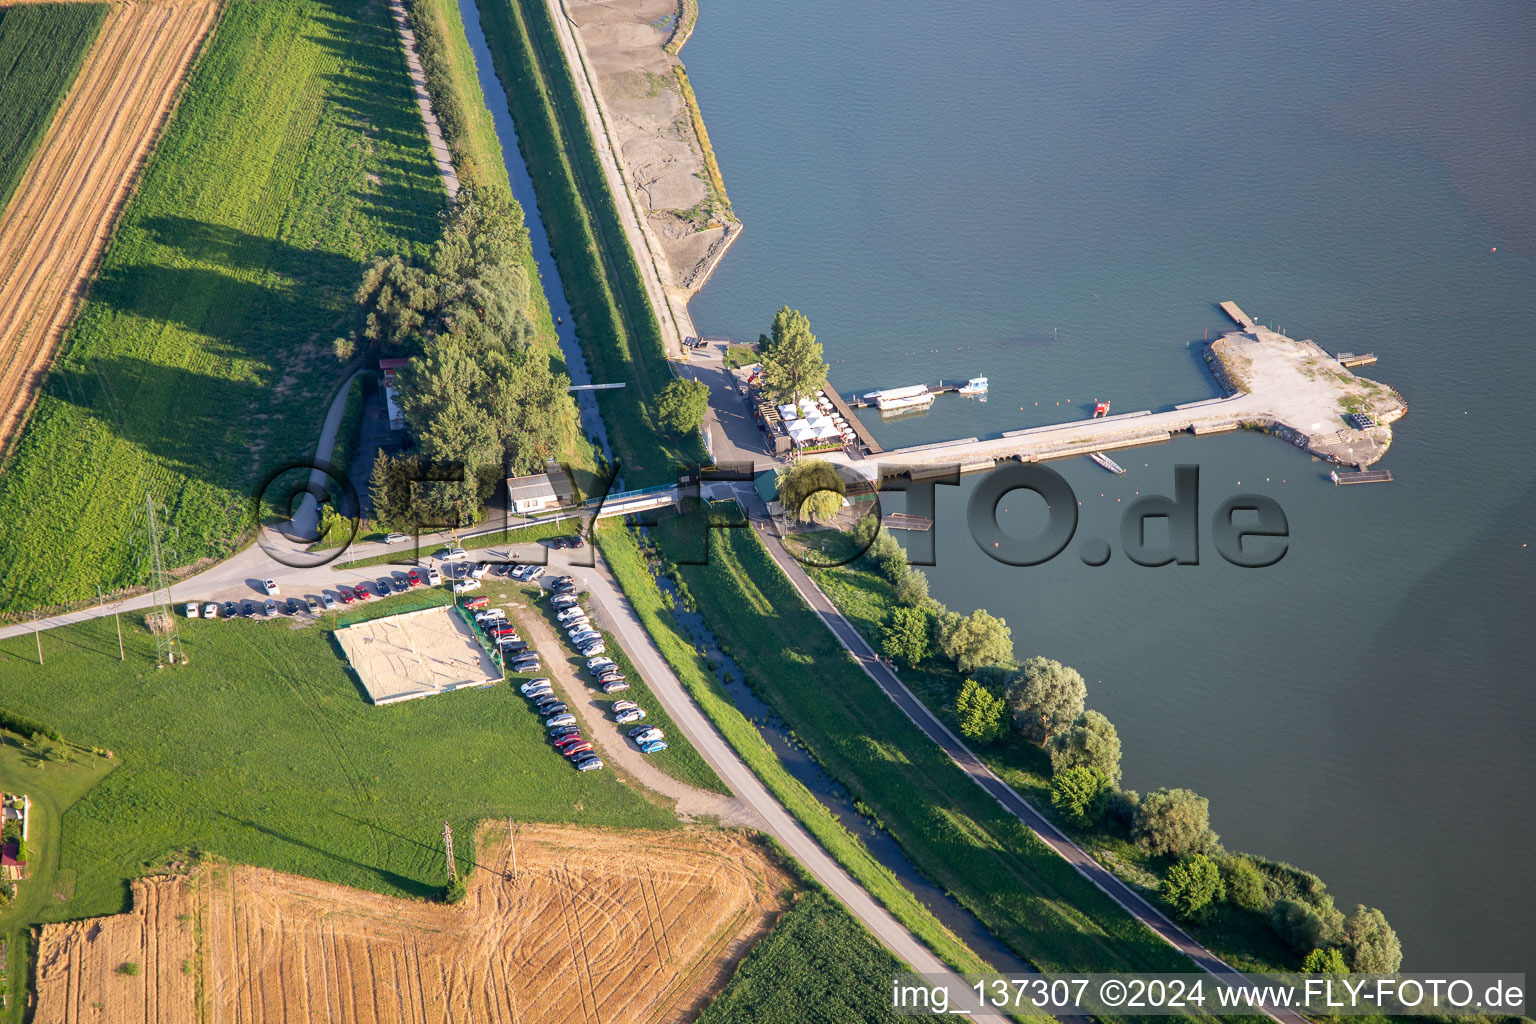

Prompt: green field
[
  {"left": 595, "top": 519, "right": 998, "bottom": 976},
  {"left": 473, "top": 0, "right": 704, "bottom": 486},
  {"left": 0, "top": 0, "right": 447, "bottom": 617},
  {"left": 698, "top": 890, "right": 943, "bottom": 1024},
  {"left": 0, "top": 595, "right": 676, "bottom": 927},
  {"left": 650, "top": 509, "right": 1196, "bottom": 975},
  {"left": 0, "top": 2, "right": 107, "bottom": 212}
]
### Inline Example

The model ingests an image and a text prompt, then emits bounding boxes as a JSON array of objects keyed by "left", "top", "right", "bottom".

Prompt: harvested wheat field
[
  {"left": 0, "top": 0, "right": 217, "bottom": 460},
  {"left": 34, "top": 825, "right": 790, "bottom": 1024}
]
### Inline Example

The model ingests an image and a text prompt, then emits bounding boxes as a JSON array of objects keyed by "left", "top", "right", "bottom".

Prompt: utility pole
[
  {"left": 441, "top": 819, "right": 457, "bottom": 881},
  {"left": 508, "top": 819, "right": 517, "bottom": 881},
  {"left": 98, "top": 586, "right": 124, "bottom": 661},
  {"left": 34, "top": 611, "right": 42, "bottom": 666},
  {"left": 143, "top": 493, "right": 181, "bottom": 668}
]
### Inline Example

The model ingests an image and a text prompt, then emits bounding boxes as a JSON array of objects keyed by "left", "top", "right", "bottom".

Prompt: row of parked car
[
  {"left": 551, "top": 582, "right": 668, "bottom": 755},
  {"left": 186, "top": 568, "right": 448, "bottom": 619},
  {"left": 520, "top": 677, "right": 604, "bottom": 772},
  {"left": 465, "top": 601, "right": 542, "bottom": 674}
]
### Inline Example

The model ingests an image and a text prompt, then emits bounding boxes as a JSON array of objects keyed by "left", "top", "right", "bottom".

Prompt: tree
[
  {"left": 955, "top": 679, "right": 1008, "bottom": 742},
  {"left": 758, "top": 306, "right": 828, "bottom": 405},
  {"left": 1303, "top": 947, "right": 1348, "bottom": 973},
  {"left": 656, "top": 377, "right": 711, "bottom": 434},
  {"left": 1050, "top": 765, "right": 1111, "bottom": 825},
  {"left": 484, "top": 348, "right": 572, "bottom": 474},
  {"left": 893, "top": 567, "right": 929, "bottom": 607},
  {"left": 369, "top": 450, "right": 417, "bottom": 531},
  {"left": 1343, "top": 905, "right": 1402, "bottom": 973},
  {"left": 1271, "top": 897, "right": 1344, "bottom": 955},
  {"left": 938, "top": 610, "right": 1013, "bottom": 675},
  {"left": 1004, "top": 656, "right": 1085, "bottom": 742},
  {"left": 443, "top": 876, "right": 468, "bottom": 904},
  {"left": 1047, "top": 709, "right": 1122, "bottom": 785},
  {"left": 881, "top": 607, "right": 930, "bottom": 668},
  {"left": 1218, "top": 854, "right": 1270, "bottom": 913},
  {"left": 1132, "top": 787, "right": 1219, "bottom": 857},
  {"left": 1161, "top": 854, "right": 1225, "bottom": 920},
  {"left": 776, "top": 459, "right": 845, "bottom": 524}
]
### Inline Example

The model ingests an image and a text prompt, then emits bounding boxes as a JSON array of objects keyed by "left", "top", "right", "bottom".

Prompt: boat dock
[
  {"left": 822, "top": 386, "right": 883, "bottom": 454},
  {"left": 1219, "top": 301, "right": 1258, "bottom": 330},
  {"left": 1336, "top": 352, "right": 1378, "bottom": 368},
  {"left": 880, "top": 512, "right": 933, "bottom": 531},
  {"left": 1332, "top": 469, "right": 1394, "bottom": 485}
]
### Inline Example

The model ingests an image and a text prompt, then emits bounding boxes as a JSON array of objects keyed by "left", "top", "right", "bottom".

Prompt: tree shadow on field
[{"left": 214, "top": 810, "right": 433, "bottom": 896}]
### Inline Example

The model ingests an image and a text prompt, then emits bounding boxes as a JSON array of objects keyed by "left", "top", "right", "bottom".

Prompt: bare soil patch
[
  {"left": 0, "top": 0, "right": 217, "bottom": 462},
  {"left": 34, "top": 824, "right": 789, "bottom": 1024}
]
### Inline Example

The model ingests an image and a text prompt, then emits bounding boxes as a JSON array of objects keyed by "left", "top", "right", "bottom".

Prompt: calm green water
[{"left": 685, "top": 0, "right": 1536, "bottom": 969}]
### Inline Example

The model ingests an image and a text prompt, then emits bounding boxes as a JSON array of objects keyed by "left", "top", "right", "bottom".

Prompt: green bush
[{"left": 1161, "top": 854, "right": 1225, "bottom": 921}]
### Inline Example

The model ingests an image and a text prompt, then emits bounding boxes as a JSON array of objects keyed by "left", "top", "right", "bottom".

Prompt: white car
[
  {"left": 475, "top": 609, "right": 506, "bottom": 623},
  {"left": 443, "top": 547, "right": 468, "bottom": 561},
  {"left": 520, "top": 678, "right": 553, "bottom": 695},
  {"left": 321, "top": 592, "right": 337, "bottom": 610},
  {"left": 556, "top": 607, "right": 586, "bottom": 623},
  {"left": 570, "top": 629, "right": 600, "bottom": 644},
  {"left": 263, "top": 579, "right": 280, "bottom": 595},
  {"left": 202, "top": 602, "right": 219, "bottom": 618},
  {"left": 587, "top": 656, "right": 615, "bottom": 672},
  {"left": 184, "top": 602, "right": 200, "bottom": 618},
  {"left": 452, "top": 578, "right": 481, "bottom": 593},
  {"left": 426, "top": 567, "right": 442, "bottom": 585},
  {"left": 385, "top": 532, "right": 410, "bottom": 544},
  {"left": 526, "top": 565, "right": 546, "bottom": 580},
  {"left": 469, "top": 563, "right": 488, "bottom": 579}
]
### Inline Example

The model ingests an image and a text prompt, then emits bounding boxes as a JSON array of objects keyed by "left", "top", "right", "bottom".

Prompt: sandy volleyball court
[
  {"left": 33, "top": 825, "right": 788, "bottom": 1024},
  {"left": 0, "top": 0, "right": 218, "bottom": 461}
]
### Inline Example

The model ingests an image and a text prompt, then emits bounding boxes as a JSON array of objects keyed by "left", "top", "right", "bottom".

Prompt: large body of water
[{"left": 684, "top": 0, "right": 1536, "bottom": 969}]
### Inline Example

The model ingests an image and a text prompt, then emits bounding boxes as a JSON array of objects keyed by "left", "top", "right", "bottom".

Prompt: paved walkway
[
  {"left": 387, "top": 0, "right": 460, "bottom": 198},
  {"left": 733, "top": 483, "right": 1303, "bottom": 1024}
]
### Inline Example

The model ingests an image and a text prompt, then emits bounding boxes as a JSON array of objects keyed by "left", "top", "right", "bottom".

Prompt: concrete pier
[{"left": 823, "top": 305, "right": 1404, "bottom": 477}]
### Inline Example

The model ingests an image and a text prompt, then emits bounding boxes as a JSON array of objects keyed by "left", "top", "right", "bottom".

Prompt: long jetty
[{"left": 818, "top": 304, "right": 1405, "bottom": 477}]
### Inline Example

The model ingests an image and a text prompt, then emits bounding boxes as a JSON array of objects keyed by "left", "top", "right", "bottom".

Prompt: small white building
[{"left": 505, "top": 462, "right": 575, "bottom": 514}]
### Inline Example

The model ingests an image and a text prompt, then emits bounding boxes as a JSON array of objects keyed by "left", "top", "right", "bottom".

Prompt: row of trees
[
  {"left": 350, "top": 188, "right": 581, "bottom": 529},
  {"left": 847, "top": 511, "right": 1401, "bottom": 973}
]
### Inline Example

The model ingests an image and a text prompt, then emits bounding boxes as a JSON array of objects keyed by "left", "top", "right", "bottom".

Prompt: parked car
[
  {"left": 611, "top": 700, "right": 639, "bottom": 713},
  {"left": 569, "top": 629, "right": 600, "bottom": 644},
  {"left": 550, "top": 595, "right": 579, "bottom": 611},
  {"left": 570, "top": 535, "right": 585, "bottom": 548},
  {"left": 615, "top": 708, "right": 646, "bottom": 724},
  {"left": 407, "top": 569, "right": 422, "bottom": 587},
  {"left": 305, "top": 595, "right": 319, "bottom": 613},
  {"left": 264, "top": 598, "right": 277, "bottom": 616},
  {"left": 597, "top": 671, "right": 625, "bottom": 686},
  {"left": 355, "top": 583, "right": 373, "bottom": 600},
  {"left": 500, "top": 642, "right": 529, "bottom": 656},
  {"left": 490, "top": 563, "right": 510, "bottom": 577},
  {"left": 452, "top": 579, "right": 481, "bottom": 593},
  {"left": 549, "top": 725, "right": 580, "bottom": 739},
  {"left": 575, "top": 756, "right": 604, "bottom": 772},
  {"left": 263, "top": 579, "right": 280, "bottom": 595},
  {"left": 376, "top": 579, "right": 392, "bottom": 596},
  {"left": 465, "top": 595, "right": 489, "bottom": 610},
  {"left": 520, "top": 678, "right": 552, "bottom": 695},
  {"left": 601, "top": 679, "right": 630, "bottom": 694},
  {"left": 426, "top": 567, "right": 442, "bottom": 585},
  {"left": 554, "top": 734, "right": 587, "bottom": 750},
  {"left": 550, "top": 582, "right": 576, "bottom": 596},
  {"left": 577, "top": 641, "right": 606, "bottom": 657},
  {"left": 241, "top": 600, "right": 256, "bottom": 616},
  {"left": 639, "top": 739, "right": 669, "bottom": 754},
  {"left": 556, "top": 606, "right": 586, "bottom": 623},
  {"left": 184, "top": 602, "right": 200, "bottom": 618},
  {"left": 526, "top": 566, "right": 546, "bottom": 581},
  {"left": 385, "top": 532, "right": 409, "bottom": 544},
  {"left": 562, "top": 741, "right": 594, "bottom": 758},
  {"left": 587, "top": 656, "right": 615, "bottom": 672},
  {"left": 321, "top": 592, "right": 337, "bottom": 609},
  {"left": 512, "top": 657, "right": 541, "bottom": 673},
  {"left": 630, "top": 725, "right": 663, "bottom": 741},
  {"left": 337, "top": 587, "right": 354, "bottom": 604},
  {"left": 468, "top": 563, "right": 488, "bottom": 579},
  {"left": 544, "top": 713, "right": 576, "bottom": 728},
  {"left": 286, "top": 597, "right": 301, "bottom": 614},
  {"left": 222, "top": 601, "right": 238, "bottom": 618},
  {"left": 535, "top": 702, "right": 568, "bottom": 717},
  {"left": 443, "top": 547, "right": 468, "bottom": 561}
]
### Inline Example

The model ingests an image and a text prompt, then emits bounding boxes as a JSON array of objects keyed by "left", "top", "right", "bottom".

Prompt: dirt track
[
  {"left": 0, "top": 0, "right": 218, "bottom": 462},
  {"left": 34, "top": 825, "right": 788, "bottom": 1024}
]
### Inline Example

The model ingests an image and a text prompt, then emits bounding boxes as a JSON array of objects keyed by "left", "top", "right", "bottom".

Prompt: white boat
[
  {"left": 870, "top": 384, "right": 934, "bottom": 411},
  {"left": 957, "top": 376, "right": 988, "bottom": 395},
  {"left": 1088, "top": 451, "right": 1126, "bottom": 474}
]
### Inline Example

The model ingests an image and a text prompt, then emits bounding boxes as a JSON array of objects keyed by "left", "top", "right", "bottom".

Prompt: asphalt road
[{"left": 736, "top": 483, "right": 1306, "bottom": 1024}]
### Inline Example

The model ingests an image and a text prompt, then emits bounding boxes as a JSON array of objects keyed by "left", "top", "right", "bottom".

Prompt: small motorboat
[{"left": 957, "top": 376, "right": 988, "bottom": 395}]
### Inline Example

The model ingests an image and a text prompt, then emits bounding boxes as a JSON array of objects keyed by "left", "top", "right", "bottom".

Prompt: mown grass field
[
  {"left": 0, "top": 2, "right": 106, "bottom": 212},
  {"left": 473, "top": 0, "right": 704, "bottom": 487},
  {"left": 595, "top": 520, "right": 997, "bottom": 976},
  {"left": 0, "top": 593, "right": 677, "bottom": 927},
  {"left": 651, "top": 509, "right": 1196, "bottom": 976},
  {"left": 0, "top": 0, "right": 447, "bottom": 617}
]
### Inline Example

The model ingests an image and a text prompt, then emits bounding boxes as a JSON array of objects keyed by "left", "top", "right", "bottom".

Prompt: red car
[
  {"left": 353, "top": 583, "right": 372, "bottom": 600},
  {"left": 337, "top": 587, "right": 355, "bottom": 604},
  {"left": 554, "top": 734, "right": 585, "bottom": 750},
  {"left": 488, "top": 625, "right": 518, "bottom": 637},
  {"left": 464, "top": 595, "right": 489, "bottom": 609},
  {"left": 563, "top": 741, "right": 594, "bottom": 758},
  {"left": 407, "top": 569, "right": 422, "bottom": 587}
]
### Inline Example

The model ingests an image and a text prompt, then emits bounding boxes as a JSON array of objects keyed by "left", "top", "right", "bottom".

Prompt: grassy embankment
[
  {"left": 336, "top": 517, "right": 576, "bottom": 568},
  {"left": 811, "top": 559, "right": 1306, "bottom": 972},
  {"left": 650, "top": 508, "right": 1198, "bottom": 976},
  {"left": 0, "top": 0, "right": 447, "bottom": 618},
  {"left": 515, "top": 580, "right": 727, "bottom": 794},
  {"left": 473, "top": 0, "right": 705, "bottom": 486},
  {"left": 596, "top": 520, "right": 996, "bottom": 976},
  {"left": 0, "top": 593, "right": 677, "bottom": 929},
  {"left": 0, "top": 3, "right": 107, "bottom": 212}
]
